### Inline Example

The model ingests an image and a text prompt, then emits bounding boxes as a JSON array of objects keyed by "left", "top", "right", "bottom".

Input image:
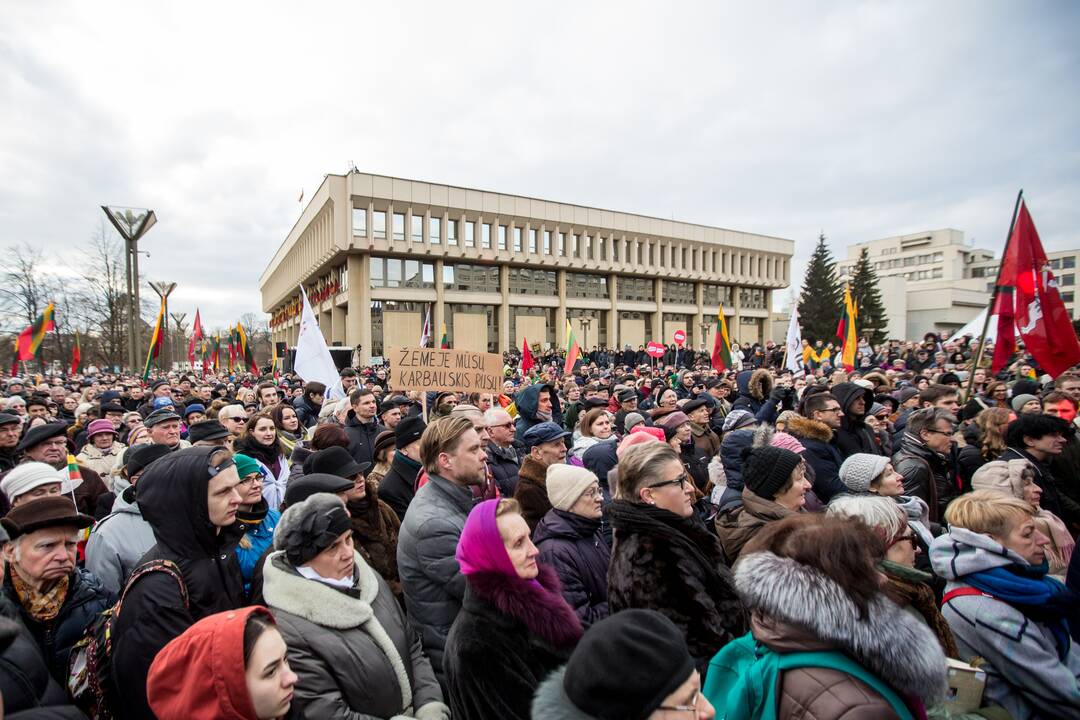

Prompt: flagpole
[{"left": 966, "top": 189, "right": 1023, "bottom": 401}]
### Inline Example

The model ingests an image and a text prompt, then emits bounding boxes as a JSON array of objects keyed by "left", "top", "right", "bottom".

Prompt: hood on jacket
[
  {"left": 112, "top": 475, "right": 141, "bottom": 514},
  {"left": 147, "top": 605, "right": 271, "bottom": 720},
  {"left": 136, "top": 446, "right": 228, "bottom": 559},
  {"left": 784, "top": 415, "right": 834, "bottom": 443},
  {"left": 735, "top": 369, "right": 772, "bottom": 401},
  {"left": 929, "top": 525, "right": 1030, "bottom": 581},
  {"left": 735, "top": 551, "right": 947, "bottom": 706},
  {"left": 515, "top": 383, "right": 561, "bottom": 422},
  {"left": 831, "top": 382, "right": 874, "bottom": 419},
  {"left": 582, "top": 442, "right": 617, "bottom": 489}
]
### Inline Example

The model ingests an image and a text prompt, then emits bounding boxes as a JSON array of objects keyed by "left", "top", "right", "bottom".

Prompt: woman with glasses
[
  {"left": 715, "top": 445, "right": 810, "bottom": 565},
  {"left": 233, "top": 453, "right": 281, "bottom": 600},
  {"left": 608, "top": 442, "right": 746, "bottom": 674},
  {"left": 532, "top": 608, "right": 716, "bottom": 719},
  {"left": 827, "top": 495, "right": 960, "bottom": 658},
  {"left": 533, "top": 465, "right": 611, "bottom": 627}
]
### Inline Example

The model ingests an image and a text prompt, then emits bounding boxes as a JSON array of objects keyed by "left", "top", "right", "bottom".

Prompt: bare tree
[
  {"left": 75, "top": 220, "right": 131, "bottom": 368},
  {"left": 0, "top": 242, "right": 66, "bottom": 368}
]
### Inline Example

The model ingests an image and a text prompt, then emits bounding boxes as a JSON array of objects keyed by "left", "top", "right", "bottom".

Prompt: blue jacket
[{"left": 236, "top": 508, "right": 281, "bottom": 594}]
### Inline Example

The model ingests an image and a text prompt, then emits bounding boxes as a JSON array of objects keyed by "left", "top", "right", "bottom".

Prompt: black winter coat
[
  {"left": 0, "top": 616, "right": 85, "bottom": 719},
  {"left": 893, "top": 433, "right": 961, "bottom": 524},
  {"left": 719, "top": 428, "right": 755, "bottom": 492},
  {"left": 785, "top": 415, "right": 846, "bottom": 503},
  {"left": 111, "top": 447, "right": 245, "bottom": 720},
  {"left": 607, "top": 500, "right": 747, "bottom": 674},
  {"left": 0, "top": 568, "right": 114, "bottom": 685},
  {"left": 533, "top": 509, "right": 610, "bottom": 626},
  {"left": 343, "top": 411, "right": 386, "bottom": 472},
  {"left": 291, "top": 395, "right": 320, "bottom": 429},
  {"left": 379, "top": 450, "right": 422, "bottom": 521},
  {"left": 485, "top": 441, "right": 521, "bottom": 496},
  {"left": 831, "top": 383, "right": 882, "bottom": 458}
]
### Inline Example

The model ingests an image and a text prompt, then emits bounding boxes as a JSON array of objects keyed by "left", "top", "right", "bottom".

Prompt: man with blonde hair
[
  {"left": 931, "top": 490, "right": 1080, "bottom": 719},
  {"left": 396, "top": 415, "right": 486, "bottom": 687}
]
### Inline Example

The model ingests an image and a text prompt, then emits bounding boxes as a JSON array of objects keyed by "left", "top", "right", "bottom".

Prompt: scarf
[
  {"left": 608, "top": 499, "right": 734, "bottom": 604},
  {"left": 880, "top": 560, "right": 959, "bottom": 659},
  {"left": 965, "top": 562, "right": 1075, "bottom": 660},
  {"left": 12, "top": 571, "right": 70, "bottom": 623},
  {"left": 235, "top": 435, "right": 281, "bottom": 474}
]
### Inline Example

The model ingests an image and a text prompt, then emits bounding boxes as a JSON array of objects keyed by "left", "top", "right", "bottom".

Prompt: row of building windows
[
  {"left": 1051, "top": 257, "right": 1077, "bottom": 270},
  {"left": 352, "top": 206, "right": 786, "bottom": 278}
]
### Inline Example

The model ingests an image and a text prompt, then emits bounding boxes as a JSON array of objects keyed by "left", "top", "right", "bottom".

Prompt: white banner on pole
[
  {"left": 785, "top": 306, "right": 804, "bottom": 376},
  {"left": 294, "top": 286, "right": 345, "bottom": 400}
]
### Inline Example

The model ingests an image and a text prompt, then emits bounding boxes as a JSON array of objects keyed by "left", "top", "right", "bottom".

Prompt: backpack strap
[
  {"left": 942, "top": 586, "right": 993, "bottom": 606},
  {"left": 777, "top": 649, "right": 914, "bottom": 720},
  {"left": 115, "top": 559, "right": 189, "bottom": 617}
]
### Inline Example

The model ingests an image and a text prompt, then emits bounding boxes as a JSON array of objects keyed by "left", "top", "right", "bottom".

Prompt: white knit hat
[
  {"left": 546, "top": 465, "right": 599, "bottom": 511},
  {"left": 0, "top": 462, "right": 81, "bottom": 503},
  {"left": 838, "top": 453, "right": 890, "bottom": 494}
]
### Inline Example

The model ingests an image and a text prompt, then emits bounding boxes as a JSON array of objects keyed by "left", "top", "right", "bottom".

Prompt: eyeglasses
[
  {"left": 581, "top": 485, "right": 600, "bottom": 499},
  {"left": 226, "top": 415, "right": 248, "bottom": 423},
  {"left": 887, "top": 532, "right": 918, "bottom": 549},
  {"left": 488, "top": 422, "right": 514, "bottom": 430},
  {"left": 924, "top": 427, "right": 955, "bottom": 436},
  {"left": 237, "top": 473, "right": 262, "bottom": 487},
  {"left": 647, "top": 473, "right": 691, "bottom": 490},
  {"left": 821, "top": 406, "right": 843, "bottom": 414},
  {"left": 657, "top": 690, "right": 700, "bottom": 714}
]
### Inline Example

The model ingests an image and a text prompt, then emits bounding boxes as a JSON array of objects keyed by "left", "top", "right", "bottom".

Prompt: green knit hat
[{"left": 233, "top": 453, "right": 262, "bottom": 479}]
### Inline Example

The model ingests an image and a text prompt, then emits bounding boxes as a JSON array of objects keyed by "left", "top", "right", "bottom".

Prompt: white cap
[{"left": 0, "top": 462, "right": 82, "bottom": 502}]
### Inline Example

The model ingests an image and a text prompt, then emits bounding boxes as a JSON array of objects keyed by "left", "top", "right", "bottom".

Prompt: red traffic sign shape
[
  {"left": 646, "top": 341, "right": 666, "bottom": 358},
  {"left": 673, "top": 329, "right": 686, "bottom": 346}
]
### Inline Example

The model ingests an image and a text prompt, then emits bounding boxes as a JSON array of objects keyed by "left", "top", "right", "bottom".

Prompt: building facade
[
  {"left": 836, "top": 229, "right": 994, "bottom": 340},
  {"left": 260, "top": 173, "right": 794, "bottom": 364},
  {"left": 970, "top": 249, "right": 1080, "bottom": 320}
]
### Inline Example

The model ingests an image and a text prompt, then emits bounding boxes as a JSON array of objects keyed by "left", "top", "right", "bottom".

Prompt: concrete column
[
  {"left": 434, "top": 259, "right": 446, "bottom": 344},
  {"left": 733, "top": 285, "right": 743, "bottom": 346},
  {"left": 320, "top": 307, "right": 332, "bottom": 344},
  {"left": 762, "top": 288, "right": 773, "bottom": 345},
  {"left": 608, "top": 274, "right": 618, "bottom": 349},
  {"left": 693, "top": 281, "right": 704, "bottom": 352},
  {"left": 652, "top": 278, "right": 663, "bottom": 343},
  {"left": 556, "top": 270, "right": 567, "bottom": 347},
  {"left": 498, "top": 265, "right": 510, "bottom": 352},
  {"left": 331, "top": 303, "right": 345, "bottom": 346},
  {"left": 346, "top": 255, "right": 369, "bottom": 364}
]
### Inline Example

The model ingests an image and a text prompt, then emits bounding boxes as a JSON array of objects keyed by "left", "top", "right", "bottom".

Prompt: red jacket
[{"left": 147, "top": 606, "right": 272, "bottom": 720}]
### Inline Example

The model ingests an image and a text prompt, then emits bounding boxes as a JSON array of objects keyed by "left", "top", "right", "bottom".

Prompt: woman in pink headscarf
[{"left": 442, "top": 498, "right": 582, "bottom": 720}]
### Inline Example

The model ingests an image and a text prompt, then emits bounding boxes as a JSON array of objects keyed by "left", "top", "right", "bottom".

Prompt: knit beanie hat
[
  {"left": 769, "top": 431, "right": 805, "bottom": 454},
  {"left": 623, "top": 412, "right": 645, "bottom": 434},
  {"left": 1, "top": 462, "right": 66, "bottom": 503},
  {"left": 546, "top": 465, "right": 598, "bottom": 511},
  {"left": 1011, "top": 394, "right": 1038, "bottom": 413},
  {"left": 838, "top": 453, "right": 890, "bottom": 494},
  {"left": 616, "top": 431, "right": 659, "bottom": 458},
  {"left": 562, "top": 609, "right": 694, "bottom": 720},
  {"left": 722, "top": 409, "right": 755, "bottom": 433},
  {"left": 741, "top": 446, "right": 802, "bottom": 500},
  {"left": 233, "top": 453, "right": 262, "bottom": 479}
]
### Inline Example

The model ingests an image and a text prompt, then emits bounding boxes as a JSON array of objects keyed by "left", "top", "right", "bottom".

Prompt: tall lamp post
[
  {"left": 170, "top": 313, "right": 188, "bottom": 370},
  {"left": 102, "top": 207, "right": 157, "bottom": 372},
  {"left": 149, "top": 282, "right": 176, "bottom": 372},
  {"left": 579, "top": 316, "right": 592, "bottom": 353},
  {"left": 700, "top": 322, "right": 711, "bottom": 353}
]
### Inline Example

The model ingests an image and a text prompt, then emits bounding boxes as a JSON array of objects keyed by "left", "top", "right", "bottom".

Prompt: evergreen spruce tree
[
  {"left": 850, "top": 246, "right": 888, "bottom": 345},
  {"left": 798, "top": 233, "right": 843, "bottom": 343}
]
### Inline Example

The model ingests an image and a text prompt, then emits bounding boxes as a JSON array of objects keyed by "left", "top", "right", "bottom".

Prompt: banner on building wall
[{"left": 387, "top": 346, "right": 504, "bottom": 393}]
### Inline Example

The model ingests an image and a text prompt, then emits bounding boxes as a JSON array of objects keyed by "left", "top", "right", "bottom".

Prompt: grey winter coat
[
  {"left": 931, "top": 526, "right": 1080, "bottom": 720},
  {"left": 263, "top": 550, "right": 447, "bottom": 719},
  {"left": 396, "top": 473, "right": 476, "bottom": 684},
  {"left": 85, "top": 476, "right": 157, "bottom": 596}
]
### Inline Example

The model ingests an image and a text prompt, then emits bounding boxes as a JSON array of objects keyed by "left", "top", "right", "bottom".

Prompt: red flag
[
  {"left": 521, "top": 337, "right": 535, "bottom": 373},
  {"left": 991, "top": 199, "right": 1080, "bottom": 377},
  {"left": 188, "top": 309, "right": 203, "bottom": 364},
  {"left": 70, "top": 332, "right": 81, "bottom": 376}
]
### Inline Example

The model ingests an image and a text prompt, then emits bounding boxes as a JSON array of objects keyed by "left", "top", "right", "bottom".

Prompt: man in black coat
[
  {"left": 831, "top": 382, "right": 882, "bottom": 458},
  {"left": 893, "top": 407, "right": 960, "bottom": 523},
  {"left": 0, "top": 412, "right": 20, "bottom": 474},
  {"left": 1001, "top": 413, "right": 1076, "bottom": 527},
  {"left": 343, "top": 387, "right": 386, "bottom": 472},
  {"left": 484, "top": 408, "right": 521, "bottom": 496},
  {"left": 0, "top": 496, "right": 115, "bottom": 684},
  {"left": 378, "top": 415, "right": 427, "bottom": 520},
  {"left": 110, "top": 447, "right": 246, "bottom": 720},
  {"left": 786, "top": 393, "right": 847, "bottom": 503}
]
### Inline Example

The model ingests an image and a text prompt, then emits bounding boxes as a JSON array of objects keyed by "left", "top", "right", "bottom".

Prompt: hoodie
[
  {"left": 514, "top": 383, "right": 562, "bottom": 435},
  {"left": 730, "top": 369, "right": 783, "bottom": 423},
  {"left": 147, "top": 606, "right": 272, "bottom": 720},
  {"left": 830, "top": 382, "right": 882, "bottom": 458},
  {"left": 931, "top": 527, "right": 1080, "bottom": 719},
  {"left": 85, "top": 475, "right": 157, "bottom": 596}
]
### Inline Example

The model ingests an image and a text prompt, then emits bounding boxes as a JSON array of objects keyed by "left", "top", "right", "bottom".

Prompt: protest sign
[{"left": 388, "top": 346, "right": 504, "bottom": 393}]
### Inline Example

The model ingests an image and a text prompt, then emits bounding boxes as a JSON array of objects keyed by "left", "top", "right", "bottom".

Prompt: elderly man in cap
[
  {"left": 0, "top": 496, "right": 114, "bottom": 682},
  {"left": 185, "top": 419, "right": 232, "bottom": 449},
  {"left": 75, "top": 419, "right": 126, "bottom": 484},
  {"left": 85, "top": 444, "right": 172, "bottom": 595},
  {"left": 378, "top": 415, "right": 427, "bottom": 520},
  {"left": 3, "top": 424, "right": 107, "bottom": 517},
  {"left": 0, "top": 412, "right": 21, "bottom": 473},
  {"left": 683, "top": 397, "right": 720, "bottom": 460},
  {"left": 514, "top": 421, "right": 570, "bottom": 532},
  {"left": 613, "top": 388, "right": 639, "bottom": 438},
  {"left": 136, "top": 379, "right": 173, "bottom": 417},
  {"left": 143, "top": 407, "right": 190, "bottom": 451}
]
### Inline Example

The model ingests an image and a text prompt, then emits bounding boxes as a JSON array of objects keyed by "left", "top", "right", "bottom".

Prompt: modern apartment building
[
  {"left": 970, "top": 249, "right": 1080, "bottom": 320},
  {"left": 260, "top": 172, "right": 794, "bottom": 363}
]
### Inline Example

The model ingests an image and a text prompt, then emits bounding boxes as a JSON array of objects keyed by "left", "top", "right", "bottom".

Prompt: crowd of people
[{"left": 0, "top": 331, "right": 1077, "bottom": 719}]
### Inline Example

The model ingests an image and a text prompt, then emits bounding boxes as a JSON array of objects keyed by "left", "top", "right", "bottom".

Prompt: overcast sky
[{"left": 2, "top": 1, "right": 1077, "bottom": 330}]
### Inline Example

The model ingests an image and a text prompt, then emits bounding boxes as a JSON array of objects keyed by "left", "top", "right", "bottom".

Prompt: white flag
[
  {"left": 419, "top": 304, "right": 432, "bottom": 347},
  {"left": 785, "top": 307, "right": 804, "bottom": 376},
  {"left": 294, "top": 286, "right": 345, "bottom": 400}
]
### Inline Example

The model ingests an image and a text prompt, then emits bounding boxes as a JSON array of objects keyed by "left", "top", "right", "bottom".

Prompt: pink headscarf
[
  {"left": 617, "top": 430, "right": 660, "bottom": 458},
  {"left": 456, "top": 499, "right": 519, "bottom": 579}
]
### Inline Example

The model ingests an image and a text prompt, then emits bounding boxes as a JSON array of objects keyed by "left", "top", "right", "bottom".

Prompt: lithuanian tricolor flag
[
  {"left": 439, "top": 323, "right": 450, "bottom": 349},
  {"left": 237, "top": 323, "right": 258, "bottom": 374},
  {"left": 16, "top": 303, "right": 55, "bottom": 361},
  {"left": 711, "top": 305, "right": 732, "bottom": 372},
  {"left": 563, "top": 320, "right": 581, "bottom": 374},
  {"left": 840, "top": 284, "right": 858, "bottom": 371},
  {"left": 70, "top": 331, "right": 81, "bottom": 375},
  {"left": 143, "top": 298, "right": 166, "bottom": 379}
]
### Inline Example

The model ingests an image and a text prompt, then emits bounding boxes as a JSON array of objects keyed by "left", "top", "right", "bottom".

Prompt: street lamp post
[
  {"left": 149, "top": 282, "right": 177, "bottom": 373},
  {"left": 171, "top": 313, "right": 188, "bottom": 370},
  {"left": 579, "top": 317, "right": 592, "bottom": 353},
  {"left": 102, "top": 207, "right": 157, "bottom": 372}
]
